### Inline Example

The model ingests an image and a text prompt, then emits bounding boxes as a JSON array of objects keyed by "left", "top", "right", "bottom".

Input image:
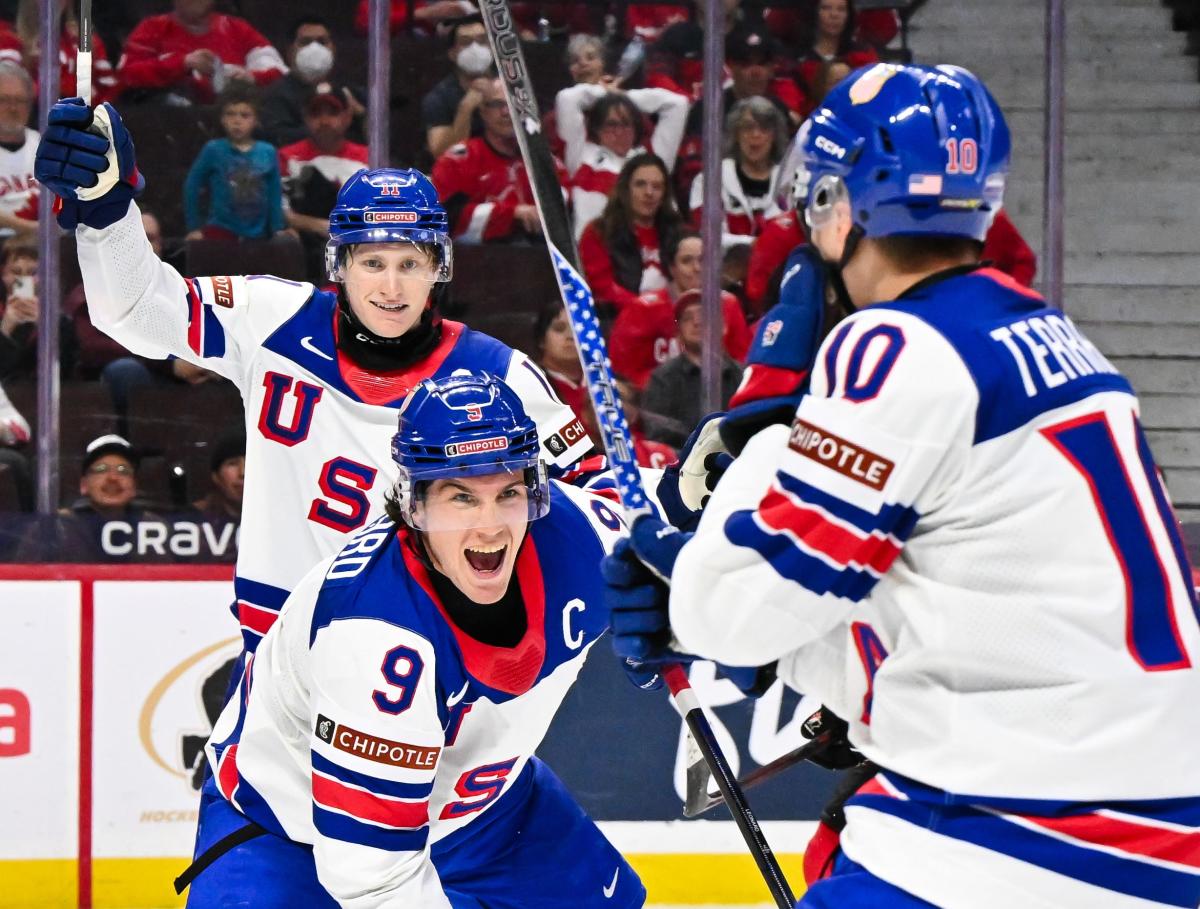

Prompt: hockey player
[
  {"left": 605, "top": 63, "right": 1200, "bottom": 908},
  {"left": 180, "top": 373, "right": 647, "bottom": 907},
  {"left": 34, "top": 98, "right": 592, "bottom": 651}
]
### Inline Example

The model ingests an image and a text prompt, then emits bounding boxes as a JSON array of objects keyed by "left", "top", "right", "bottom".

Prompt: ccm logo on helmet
[
  {"left": 815, "top": 135, "right": 847, "bottom": 160},
  {"left": 365, "top": 211, "right": 420, "bottom": 223},
  {"left": 445, "top": 437, "right": 508, "bottom": 457}
]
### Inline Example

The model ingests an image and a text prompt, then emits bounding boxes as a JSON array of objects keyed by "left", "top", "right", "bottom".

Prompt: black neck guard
[{"left": 335, "top": 285, "right": 445, "bottom": 372}]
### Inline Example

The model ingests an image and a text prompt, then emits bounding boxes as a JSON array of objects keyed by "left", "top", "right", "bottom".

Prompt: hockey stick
[
  {"left": 77, "top": 0, "right": 93, "bottom": 105},
  {"left": 684, "top": 730, "right": 834, "bottom": 818},
  {"left": 477, "top": 5, "right": 794, "bottom": 907}
]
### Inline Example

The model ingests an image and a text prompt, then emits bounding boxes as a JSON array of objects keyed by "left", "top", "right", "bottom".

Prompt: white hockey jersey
[
  {"left": 205, "top": 481, "right": 633, "bottom": 907},
  {"left": 76, "top": 204, "right": 592, "bottom": 649},
  {"left": 671, "top": 267, "right": 1200, "bottom": 908}
]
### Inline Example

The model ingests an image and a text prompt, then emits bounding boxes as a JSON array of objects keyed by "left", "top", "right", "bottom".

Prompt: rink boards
[{"left": 0, "top": 567, "right": 831, "bottom": 908}]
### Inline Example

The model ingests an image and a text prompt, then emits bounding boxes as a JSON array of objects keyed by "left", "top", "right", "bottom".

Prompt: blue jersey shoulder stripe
[
  {"left": 311, "top": 752, "right": 434, "bottom": 801},
  {"left": 724, "top": 509, "right": 881, "bottom": 602},
  {"left": 775, "top": 472, "right": 920, "bottom": 540},
  {"left": 313, "top": 805, "right": 430, "bottom": 852},
  {"left": 235, "top": 576, "right": 290, "bottom": 609}
]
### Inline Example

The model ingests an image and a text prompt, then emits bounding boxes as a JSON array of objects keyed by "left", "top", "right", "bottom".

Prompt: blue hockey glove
[
  {"left": 657, "top": 413, "right": 730, "bottom": 530},
  {"left": 628, "top": 514, "right": 690, "bottom": 583},
  {"left": 35, "top": 98, "right": 144, "bottom": 230},
  {"left": 715, "top": 661, "right": 778, "bottom": 698},
  {"left": 603, "top": 536, "right": 694, "bottom": 678}
]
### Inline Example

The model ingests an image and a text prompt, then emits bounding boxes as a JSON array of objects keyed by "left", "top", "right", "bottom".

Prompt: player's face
[
  {"left": 81, "top": 455, "right": 136, "bottom": 512},
  {"left": 569, "top": 45, "right": 604, "bottom": 84},
  {"left": 343, "top": 243, "right": 437, "bottom": 338},
  {"left": 671, "top": 237, "right": 703, "bottom": 293},
  {"left": 420, "top": 474, "right": 531, "bottom": 605},
  {"left": 221, "top": 103, "right": 256, "bottom": 143},
  {"left": 628, "top": 165, "right": 666, "bottom": 224}
]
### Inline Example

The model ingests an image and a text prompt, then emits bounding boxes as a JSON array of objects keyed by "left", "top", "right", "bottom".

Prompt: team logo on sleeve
[
  {"left": 314, "top": 715, "right": 440, "bottom": 769},
  {"left": 545, "top": 434, "right": 568, "bottom": 457},
  {"left": 788, "top": 419, "right": 895, "bottom": 490}
]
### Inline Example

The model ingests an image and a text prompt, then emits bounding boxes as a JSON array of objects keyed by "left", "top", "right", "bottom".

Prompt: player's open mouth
[
  {"left": 370, "top": 301, "right": 407, "bottom": 313},
  {"left": 464, "top": 544, "right": 506, "bottom": 575}
]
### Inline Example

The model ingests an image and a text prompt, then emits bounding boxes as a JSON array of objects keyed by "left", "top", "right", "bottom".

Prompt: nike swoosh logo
[
  {"left": 446, "top": 680, "right": 469, "bottom": 707},
  {"left": 300, "top": 336, "right": 333, "bottom": 361},
  {"left": 603, "top": 867, "right": 619, "bottom": 899}
]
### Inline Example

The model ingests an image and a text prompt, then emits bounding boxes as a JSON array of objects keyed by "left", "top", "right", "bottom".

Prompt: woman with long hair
[
  {"left": 689, "top": 96, "right": 788, "bottom": 252},
  {"left": 796, "top": 0, "right": 878, "bottom": 104},
  {"left": 579, "top": 152, "right": 684, "bottom": 312}
]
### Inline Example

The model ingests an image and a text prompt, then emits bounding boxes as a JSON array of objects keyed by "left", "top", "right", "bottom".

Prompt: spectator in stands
[
  {"left": 624, "top": 4, "right": 691, "bottom": 44},
  {"left": 984, "top": 208, "right": 1038, "bottom": 286},
  {"left": 577, "top": 372, "right": 677, "bottom": 468},
  {"left": 579, "top": 152, "right": 683, "bottom": 312},
  {"left": 796, "top": 0, "right": 880, "bottom": 102},
  {"left": 556, "top": 79, "right": 688, "bottom": 240},
  {"left": 0, "top": 241, "right": 77, "bottom": 381},
  {"left": 12, "top": 0, "right": 119, "bottom": 104},
  {"left": 117, "top": 0, "right": 286, "bottom": 105},
  {"left": 185, "top": 85, "right": 286, "bottom": 242},
  {"left": 15, "top": 434, "right": 165, "bottom": 563},
  {"left": 689, "top": 96, "right": 787, "bottom": 251},
  {"left": 566, "top": 34, "right": 607, "bottom": 87},
  {"left": 0, "top": 378, "right": 31, "bottom": 511},
  {"left": 610, "top": 229, "right": 750, "bottom": 389},
  {"left": 355, "top": 0, "right": 478, "bottom": 36},
  {"left": 190, "top": 429, "right": 245, "bottom": 527},
  {"left": 422, "top": 14, "right": 495, "bottom": 159},
  {"left": 0, "top": 61, "right": 38, "bottom": 240},
  {"left": 532, "top": 302, "right": 587, "bottom": 429},
  {"left": 645, "top": 0, "right": 750, "bottom": 102},
  {"left": 259, "top": 17, "right": 365, "bottom": 148},
  {"left": 675, "top": 22, "right": 803, "bottom": 210},
  {"left": 745, "top": 209, "right": 804, "bottom": 316},
  {"left": 641, "top": 291, "right": 743, "bottom": 447},
  {"left": 431, "top": 76, "right": 560, "bottom": 244},
  {"left": 279, "top": 88, "right": 369, "bottom": 280},
  {"left": 766, "top": 2, "right": 898, "bottom": 52}
]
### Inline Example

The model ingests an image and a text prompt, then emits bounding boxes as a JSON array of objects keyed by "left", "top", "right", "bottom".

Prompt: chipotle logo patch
[
  {"left": 210, "top": 276, "right": 235, "bottom": 308},
  {"left": 788, "top": 419, "right": 894, "bottom": 491}
]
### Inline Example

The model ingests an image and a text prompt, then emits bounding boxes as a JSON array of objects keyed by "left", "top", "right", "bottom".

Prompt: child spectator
[
  {"left": 556, "top": 82, "right": 687, "bottom": 240},
  {"left": 12, "top": 0, "right": 118, "bottom": 104},
  {"left": 117, "top": 0, "right": 285, "bottom": 105},
  {"left": 0, "top": 242, "right": 77, "bottom": 381},
  {"left": 185, "top": 86, "right": 286, "bottom": 242},
  {"left": 259, "top": 17, "right": 365, "bottom": 148},
  {"left": 610, "top": 230, "right": 750, "bottom": 389},
  {"left": 641, "top": 292, "right": 744, "bottom": 448},
  {"left": 279, "top": 88, "right": 368, "bottom": 279},
  {"left": 432, "top": 77, "right": 564, "bottom": 244},
  {"left": 0, "top": 61, "right": 38, "bottom": 240},
  {"left": 796, "top": 0, "right": 880, "bottom": 102},
  {"left": 689, "top": 96, "right": 788, "bottom": 252},
  {"left": 421, "top": 14, "right": 495, "bottom": 159},
  {"left": 579, "top": 152, "right": 684, "bottom": 312}
]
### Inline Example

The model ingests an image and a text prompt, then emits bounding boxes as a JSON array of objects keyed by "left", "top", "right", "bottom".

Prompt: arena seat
[{"left": 184, "top": 234, "right": 307, "bottom": 281}]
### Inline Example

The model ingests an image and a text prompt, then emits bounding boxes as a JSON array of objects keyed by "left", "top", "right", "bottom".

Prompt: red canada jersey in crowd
[
  {"left": 625, "top": 4, "right": 690, "bottom": 41},
  {"left": 278, "top": 138, "right": 369, "bottom": 186},
  {"left": 765, "top": 8, "right": 900, "bottom": 49},
  {"left": 431, "top": 137, "right": 567, "bottom": 243},
  {"left": 0, "top": 127, "right": 39, "bottom": 231},
  {"left": 117, "top": 12, "right": 286, "bottom": 103},
  {"left": 0, "top": 26, "right": 118, "bottom": 104},
  {"left": 578, "top": 221, "right": 669, "bottom": 312},
  {"left": 609, "top": 288, "right": 751, "bottom": 389}
]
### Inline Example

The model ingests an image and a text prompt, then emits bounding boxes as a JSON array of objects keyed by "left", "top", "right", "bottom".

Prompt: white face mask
[
  {"left": 456, "top": 42, "right": 493, "bottom": 77},
  {"left": 295, "top": 40, "right": 334, "bottom": 81}
]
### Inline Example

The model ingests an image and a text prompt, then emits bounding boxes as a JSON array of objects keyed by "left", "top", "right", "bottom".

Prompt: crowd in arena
[{"left": 0, "top": 0, "right": 1036, "bottom": 562}]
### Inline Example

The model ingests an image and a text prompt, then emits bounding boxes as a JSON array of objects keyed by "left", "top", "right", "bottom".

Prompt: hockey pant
[{"left": 183, "top": 756, "right": 646, "bottom": 908}]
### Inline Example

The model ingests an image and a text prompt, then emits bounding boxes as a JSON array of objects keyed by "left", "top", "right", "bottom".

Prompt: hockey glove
[
  {"left": 656, "top": 412, "right": 727, "bottom": 530},
  {"left": 628, "top": 514, "right": 690, "bottom": 583},
  {"left": 603, "top": 536, "right": 693, "bottom": 673},
  {"left": 35, "top": 98, "right": 144, "bottom": 230},
  {"left": 800, "top": 706, "right": 863, "bottom": 771},
  {"left": 715, "top": 661, "right": 777, "bottom": 698}
]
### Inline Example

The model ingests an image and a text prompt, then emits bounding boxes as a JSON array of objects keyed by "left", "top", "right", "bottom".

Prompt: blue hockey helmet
[
  {"left": 779, "top": 63, "right": 1010, "bottom": 244},
  {"left": 326, "top": 167, "right": 453, "bottom": 283},
  {"left": 391, "top": 373, "right": 550, "bottom": 531}
]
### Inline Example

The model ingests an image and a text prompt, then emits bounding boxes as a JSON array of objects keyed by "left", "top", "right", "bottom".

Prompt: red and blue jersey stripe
[
  {"left": 310, "top": 752, "right": 433, "bottom": 852},
  {"left": 848, "top": 772, "right": 1200, "bottom": 908},
  {"left": 724, "top": 471, "right": 919, "bottom": 603}
]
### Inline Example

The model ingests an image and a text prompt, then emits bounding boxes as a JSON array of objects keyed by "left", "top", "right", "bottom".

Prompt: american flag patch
[{"left": 907, "top": 174, "right": 943, "bottom": 195}]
